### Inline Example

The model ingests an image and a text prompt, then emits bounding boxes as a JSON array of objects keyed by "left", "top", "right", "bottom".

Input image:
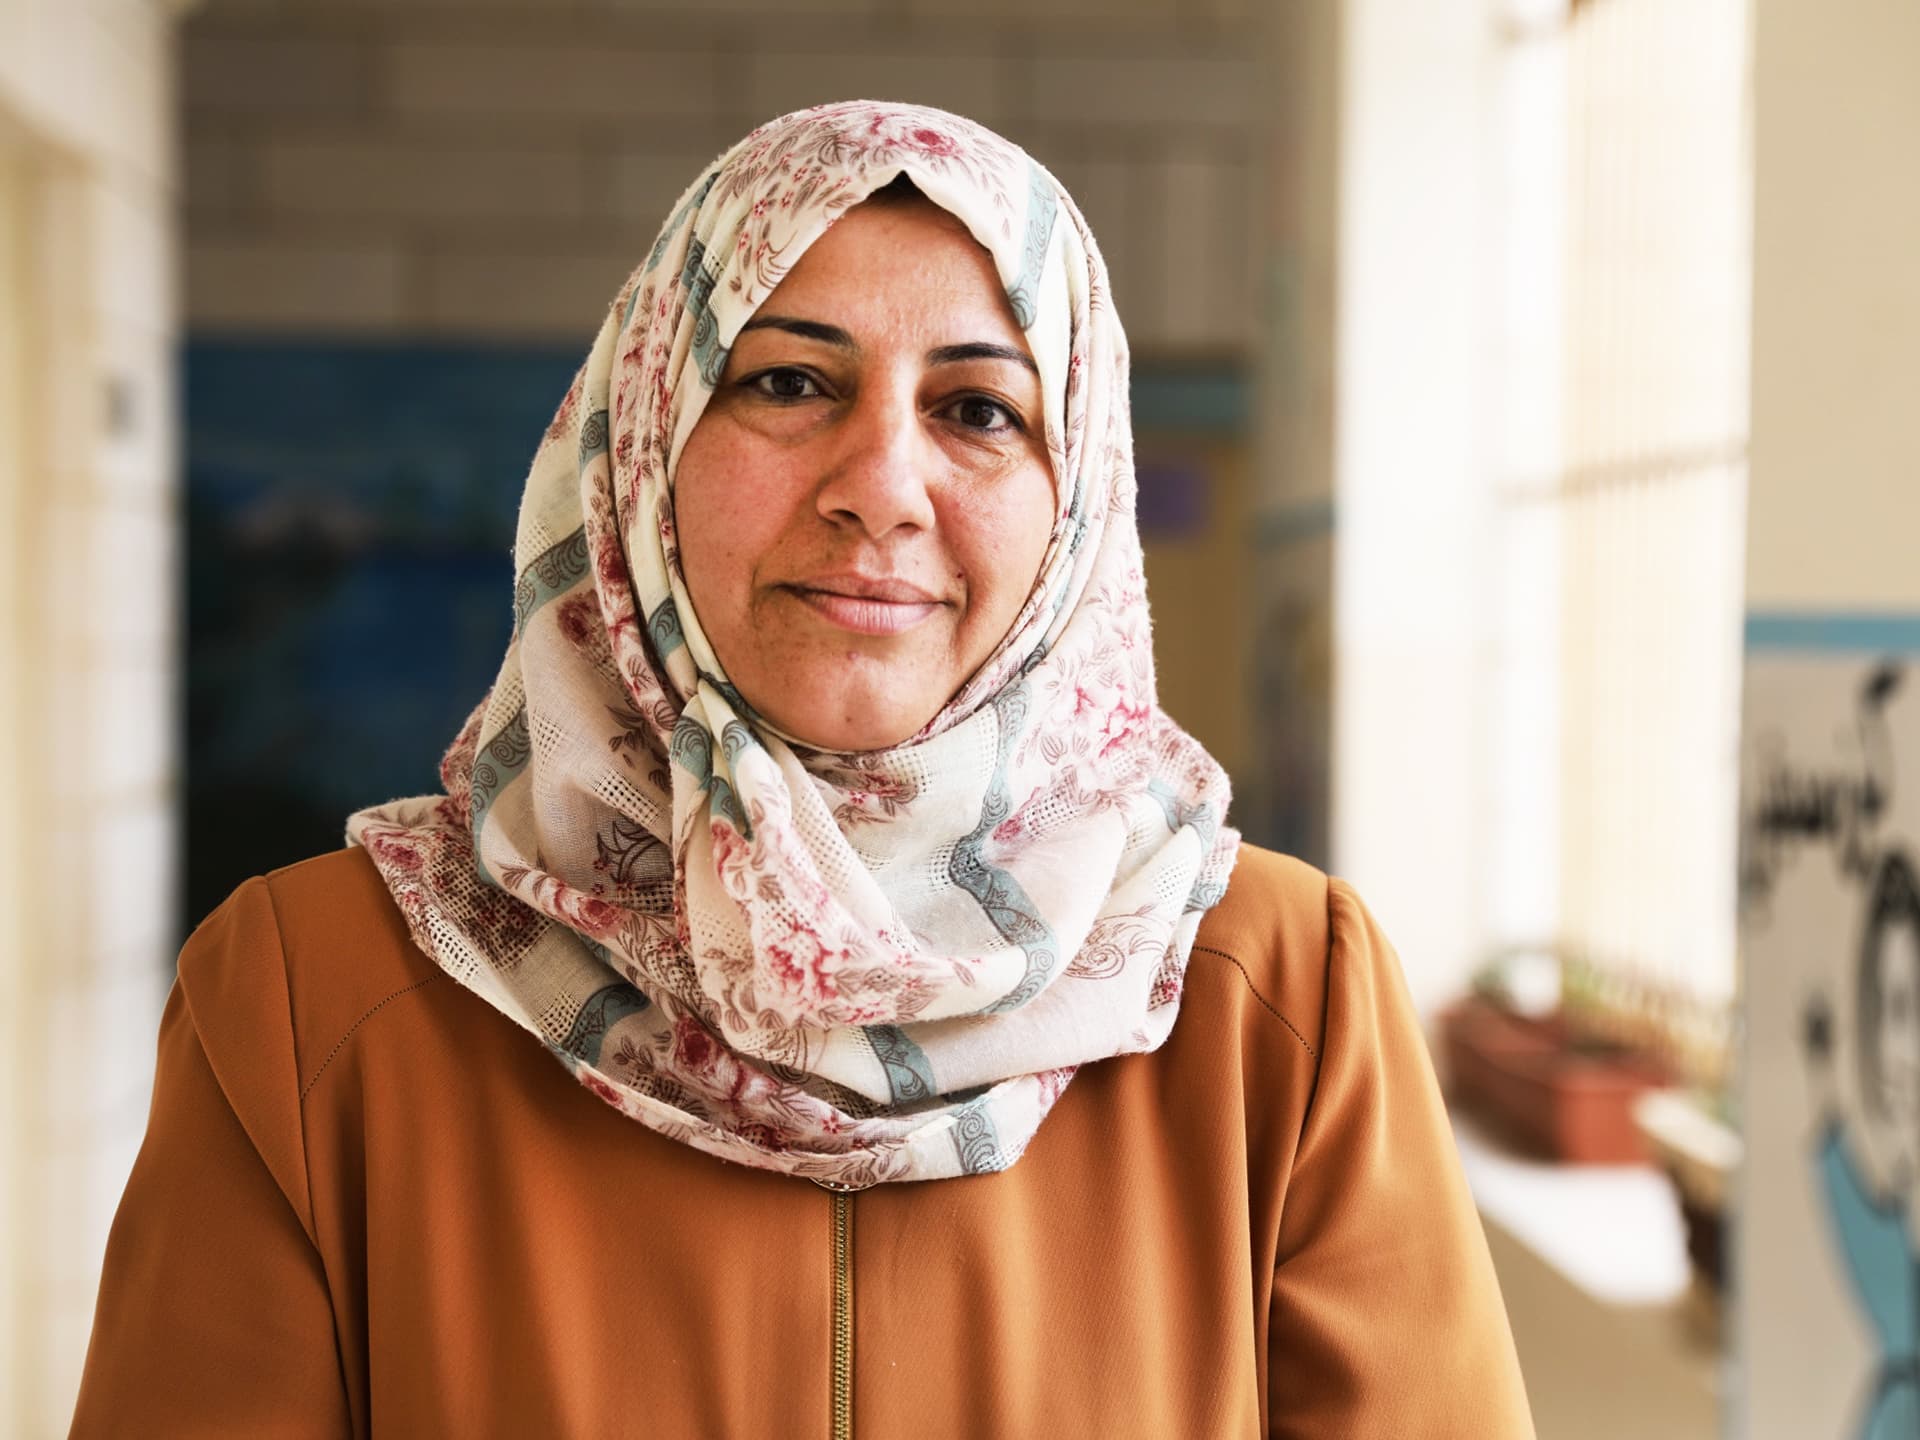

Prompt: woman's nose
[{"left": 814, "top": 383, "right": 937, "bottom": 538}]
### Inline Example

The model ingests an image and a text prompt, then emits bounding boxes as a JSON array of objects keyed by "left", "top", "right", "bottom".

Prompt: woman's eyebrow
[
  {"left": 737, "top": 317, "right": 1037, "bottom": 377},
  {"left": 738, "top": 314, "right": 854, "bottom": 347},
  {"left": 927, "top": 341, "right": 1039, "bottom": 376}
]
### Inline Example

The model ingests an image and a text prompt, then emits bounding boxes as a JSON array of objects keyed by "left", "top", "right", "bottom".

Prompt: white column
[{"left": 1333, "top": 0, "right": 1499, "bottom": 1017}]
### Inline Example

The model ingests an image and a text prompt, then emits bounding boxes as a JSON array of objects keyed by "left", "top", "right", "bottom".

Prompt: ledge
[
  {"left": 1452, "top": 1107, "right": 1692, "bottom": 1306},
  {"left": 1453, "top": 1108, "right": 1723, "bottom": 1439}
]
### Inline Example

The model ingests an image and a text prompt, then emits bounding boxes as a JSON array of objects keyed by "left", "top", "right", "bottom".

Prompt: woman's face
[
  {"left": 673, "top": 195, "right": 1056, "bottom": 752},
  {"left": 1877, "top": 924, "right": 1920, "bottom": 1141}
]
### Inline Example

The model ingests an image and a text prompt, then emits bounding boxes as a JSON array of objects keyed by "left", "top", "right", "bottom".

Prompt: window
[{"left": 1490, "top": 0, "right": 1751, "bottom": 1086}]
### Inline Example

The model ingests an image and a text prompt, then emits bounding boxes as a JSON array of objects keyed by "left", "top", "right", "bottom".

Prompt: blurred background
[{"left": 3, "top": 0, "right": 1914, "bottom": 1432}]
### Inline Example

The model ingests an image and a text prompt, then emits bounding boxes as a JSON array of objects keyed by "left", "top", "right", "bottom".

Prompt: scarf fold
[{"left": 349, "top": 101, "right": 1239, "bottom": 1187}]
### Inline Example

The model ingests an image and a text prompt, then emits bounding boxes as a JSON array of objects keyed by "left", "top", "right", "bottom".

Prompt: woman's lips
[{"left": 786, "top": 579, "right": 944, "bottom": 636}]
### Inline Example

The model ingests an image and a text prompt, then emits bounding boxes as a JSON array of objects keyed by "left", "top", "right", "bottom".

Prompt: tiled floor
[{"left": 1479, "top": 1187, "right": 1722, "bottom": 1438}]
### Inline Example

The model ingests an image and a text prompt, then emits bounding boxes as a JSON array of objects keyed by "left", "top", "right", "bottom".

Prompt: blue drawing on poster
[
  {"left": 1803, "top": 835, "right": 1920, "bottom": 1440},
  {"left": 1760, "top": 663, "right": 1920, "bottom": 1438},
  {"left": 1805, "top": 837, "right": 1920, "bottom": 1440},
  {"left": 1813, "top": 1114, "right": 1920, "bottom": 1439}
]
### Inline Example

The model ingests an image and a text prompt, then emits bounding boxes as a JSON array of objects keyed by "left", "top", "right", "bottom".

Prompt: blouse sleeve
[
  {"left": 69, "top": 882, "right": 353, "bottom": 1438},
  {"left": 1266, "top": 880, "right": 1535, "bottom": 1439}
]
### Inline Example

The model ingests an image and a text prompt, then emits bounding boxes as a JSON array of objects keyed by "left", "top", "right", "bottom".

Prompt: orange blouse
[{"left": 71, "top": 843, "right": 1533, "bottom": 1438}]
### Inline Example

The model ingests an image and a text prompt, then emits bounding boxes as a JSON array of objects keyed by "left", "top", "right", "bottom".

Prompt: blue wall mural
[{"left": 183, "top": 339, "right": 1248, "bottom": 932}]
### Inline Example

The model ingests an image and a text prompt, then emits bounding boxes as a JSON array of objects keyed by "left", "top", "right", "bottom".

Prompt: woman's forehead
[{"left": 739, "top": 201, "right": 1032, "bottom": 350}]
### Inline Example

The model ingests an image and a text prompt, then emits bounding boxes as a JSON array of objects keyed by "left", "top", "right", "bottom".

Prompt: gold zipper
[{"left": 830, "top": 1189, "right": 854, "bottom": 1439}]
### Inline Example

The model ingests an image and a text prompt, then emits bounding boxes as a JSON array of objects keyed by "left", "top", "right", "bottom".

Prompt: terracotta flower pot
[{"left": 1441, "top": 996, "right": 1674, "bottom": 1164}]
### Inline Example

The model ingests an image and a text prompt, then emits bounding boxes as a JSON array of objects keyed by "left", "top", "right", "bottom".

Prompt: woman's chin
[{"left": 757, "top": 685, "right": 934, "bottom": 755}]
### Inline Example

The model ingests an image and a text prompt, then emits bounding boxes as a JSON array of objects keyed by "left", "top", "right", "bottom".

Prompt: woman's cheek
[{"left": 682, "top": 437, "right": 772, "bottom": 563}]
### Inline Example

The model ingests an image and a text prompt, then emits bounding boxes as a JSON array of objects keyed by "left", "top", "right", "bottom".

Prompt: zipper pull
[{"left": 808, "top": 1175, "right": 874, "bottom": 1193}]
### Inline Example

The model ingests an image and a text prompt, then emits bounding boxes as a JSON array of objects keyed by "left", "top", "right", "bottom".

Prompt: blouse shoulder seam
[
  {"left": 298, "top": 973, "right": 443, "bottom": 1102},
  {"left": 1189, "top": 943, "right": 1318, "bottom": 1061},
  {"left": 193, "top": 873, "right": 323, "bottom": 1246}
]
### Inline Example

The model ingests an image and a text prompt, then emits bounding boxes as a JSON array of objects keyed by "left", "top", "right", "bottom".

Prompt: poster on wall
[{"left": 1739, "top": 634, "right": 1920, "bottom": 1439}]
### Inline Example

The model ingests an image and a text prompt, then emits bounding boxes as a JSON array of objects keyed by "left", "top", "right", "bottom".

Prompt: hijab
[{"left": 348, "top": 100, "right": 1239, "bottom": 1187}]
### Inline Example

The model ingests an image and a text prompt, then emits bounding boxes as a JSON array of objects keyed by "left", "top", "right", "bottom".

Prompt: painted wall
[
  {"left": 1744, "top": 0, "right": 1920, "bottom": 618},
  {"left": 175, "top": 0, "right": 1279, "bottom": 914},
  {"left": 181, "top": 0, "right": 1265, "bottom": 354},
  {"left": 1737, "top": 1, "right": 1920, "bottom": 1435},
  {"left": 175, "top": 350, "right": 1256, "bottom": 929}
]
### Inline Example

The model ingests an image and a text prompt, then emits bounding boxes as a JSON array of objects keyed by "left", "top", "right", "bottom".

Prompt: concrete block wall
[
  {"left": 182, "top": 0, "right": 1266, "bottom": 352},
  {"left": 0, "top": 1, "right": 184, "bottom": 1432}
]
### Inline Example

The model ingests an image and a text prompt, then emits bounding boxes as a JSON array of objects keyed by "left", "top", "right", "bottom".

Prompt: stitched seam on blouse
[
  {"left": 300, "top": 975, "right": 442, "bottom": 1102},
  {"left": 257, "top": 875, "right": 325, "bottom": 1254},
  {"left": 1190, "top": 944, "right": 1318, "bottom": 1060},
  {"left": 264, "top": 873, "right": 373, "bottom": 1435}
]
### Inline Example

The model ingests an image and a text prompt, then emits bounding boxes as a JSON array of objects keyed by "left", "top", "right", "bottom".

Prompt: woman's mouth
[{"left": 786, "top": 577, "right": 944, "bottom": 636}]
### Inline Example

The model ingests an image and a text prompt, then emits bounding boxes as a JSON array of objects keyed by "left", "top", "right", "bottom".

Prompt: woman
[{"left": 73, "top": 102, "right": 1533, "bottom": 1437}]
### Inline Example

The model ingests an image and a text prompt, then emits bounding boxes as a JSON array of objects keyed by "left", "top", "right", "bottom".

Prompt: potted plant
[{"left": 1441, "top": 947, "right": 1677, "bottom": 1165}]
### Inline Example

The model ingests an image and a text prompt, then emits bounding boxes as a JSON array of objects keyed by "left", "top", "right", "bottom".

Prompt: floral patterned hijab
[{"left": 348, "top": 101, "right": 1238, "bottom": 1187}]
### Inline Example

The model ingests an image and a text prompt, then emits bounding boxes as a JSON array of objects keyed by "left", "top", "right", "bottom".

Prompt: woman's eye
[
  {"left": 949, "top": 396, "right": 1018, "bottom": 432},
  {"left": 750, "top": 369, "right": 822, "bottom": 401}
]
